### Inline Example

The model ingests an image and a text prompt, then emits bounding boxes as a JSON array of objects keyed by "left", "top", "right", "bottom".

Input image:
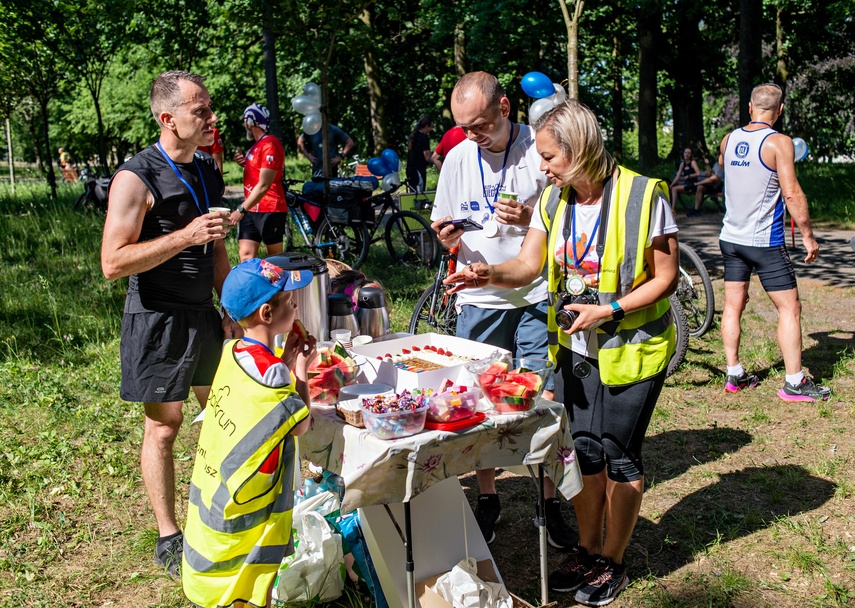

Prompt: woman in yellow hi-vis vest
[{"left": 446, "top": 100, "right": 679, "bottom": 607}]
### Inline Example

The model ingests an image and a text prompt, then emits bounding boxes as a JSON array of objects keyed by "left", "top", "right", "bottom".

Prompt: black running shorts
[
  {"left": 120, "top": 308, "right": 224, "bottom": 403},
  {"left": 720, "top": 240, "right": 797, "bottom": 292},
  {"left": 238, "top": 211, "right": 287, "bottom": 245}
]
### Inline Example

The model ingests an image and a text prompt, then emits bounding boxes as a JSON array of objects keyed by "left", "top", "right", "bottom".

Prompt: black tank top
[{"left": 118, "top": 145, "right": 224, "bottom": 312}]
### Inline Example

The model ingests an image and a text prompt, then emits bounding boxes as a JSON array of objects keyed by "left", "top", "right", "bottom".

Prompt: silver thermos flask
[
  {"left": 356, "top": 286, "right": 391, "bottom": 339},
  {"left": 328, "top": 293, "right": 360, "bottom": 339}
]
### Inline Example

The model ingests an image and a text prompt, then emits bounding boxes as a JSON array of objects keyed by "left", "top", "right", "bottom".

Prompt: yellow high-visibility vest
[
  {"left": 539, "top": 166, "right": 675, "bottom": 386},
  {"left": 182, "top": 340, "right": 309, "bottom": 607}
]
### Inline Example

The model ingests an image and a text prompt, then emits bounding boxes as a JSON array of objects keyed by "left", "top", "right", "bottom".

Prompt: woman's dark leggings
[{"left": 554, "top": 346, "right": 666, "bottom": 483}]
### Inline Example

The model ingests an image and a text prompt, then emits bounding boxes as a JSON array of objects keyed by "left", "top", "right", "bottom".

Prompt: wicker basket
[{"left": 335, "top": 403, "right": 365, "bottom": 428}]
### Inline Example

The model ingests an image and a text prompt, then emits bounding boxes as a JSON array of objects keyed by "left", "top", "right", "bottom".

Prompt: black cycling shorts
[
  {"left": 238, "top": 211, "right": 287, "bottom": 245},
  {"left": 720, "top": 240, "right": 797, "bottom": 292},
  {"left": 120, "top": 308, "right": 224, "bottom": 403},
  {"left": 554, "top": 346, "right": 665, "bottom": 483}
]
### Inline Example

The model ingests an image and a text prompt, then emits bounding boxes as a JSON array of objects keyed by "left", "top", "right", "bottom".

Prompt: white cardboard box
[
  {"left": 417, "top": 560, "right": 548, "bottom": 608},
  {"left": 351, "top": 333, "right": 508, "bottom": 393}
]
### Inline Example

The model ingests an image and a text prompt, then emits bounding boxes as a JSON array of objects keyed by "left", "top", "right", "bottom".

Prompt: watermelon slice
[
  {"left": 291, "top": 319, "right": 309, "bottom": 342},
  {"left": 504, "top": 372, "right": 543, "bottom": 392}
]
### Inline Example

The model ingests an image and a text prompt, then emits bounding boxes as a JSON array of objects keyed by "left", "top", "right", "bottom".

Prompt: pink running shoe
[
  {"left": 778, "top": 377, "right": 831, "bottom": 402},
  {"left": 724, "top": 372, "right": 759, "bottom": 393}
]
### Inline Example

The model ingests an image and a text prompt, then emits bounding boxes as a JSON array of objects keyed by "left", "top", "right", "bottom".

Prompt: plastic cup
[
  {"left": 330, "top": 329, "right": 352, "bottom": 343},
  {"left": 208, "top": 206, "right": 230, "bottom": 215},
  {"left": 500, "top": 192, "right": 518, "bottom": 201}
]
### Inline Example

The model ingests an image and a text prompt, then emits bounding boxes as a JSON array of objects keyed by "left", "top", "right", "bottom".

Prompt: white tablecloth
[{"left": 298, "top": 399, "right": 583, "bottom": 512}]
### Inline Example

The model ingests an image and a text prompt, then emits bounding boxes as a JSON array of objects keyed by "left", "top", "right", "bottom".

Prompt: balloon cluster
[
  {"left": 291, "top": 82, "right": 323, "bottom": 135},
  {"left": 792, "top": 137, "right": 809, "bottom": 162},
  {"left": 367, "top": 149, "right": 402, "bottom": 192},
  {"left": 521, "top": 72, "right": 567, "bottom": 125}
]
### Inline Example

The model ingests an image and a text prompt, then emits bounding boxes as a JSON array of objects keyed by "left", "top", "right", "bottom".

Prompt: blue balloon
[
  {"left": 521, "top": 72, "right": 555, "bottom": 99},
  {"left": 381, "top": 148, "right": 400, "bottom": 173},
  {"left": 367, "top": 157, "right": 391, "bottom": 177}
]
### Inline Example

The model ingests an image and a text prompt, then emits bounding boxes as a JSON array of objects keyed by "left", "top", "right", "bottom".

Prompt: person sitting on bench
[
  {"left": 669, "top": 147, "right": 700, "bottom": 212},
  {"left": 687, "top": 160, "right": 724, "bottom": 217}
]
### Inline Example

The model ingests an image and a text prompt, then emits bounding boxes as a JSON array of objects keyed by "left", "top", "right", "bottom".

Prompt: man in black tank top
[{"left": 101, "top": 71, "right": 242, "bottom": 579}]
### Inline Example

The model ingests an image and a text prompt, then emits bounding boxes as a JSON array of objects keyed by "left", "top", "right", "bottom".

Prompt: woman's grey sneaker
[
  {"left": 778, "top": 377, "right": 831, "bottom": 402},
  {"left": 547, "top": 545, "right": 595, "bottom": 593},
  {"left": 724, "top": 371, "right": 759, "bottom": 393},
  {"left": 155, "top": 532, "right": 184, "bottom": 580},
  {"left": 474, "top": 493, "right": 500, "bottom": 544},
  {"left": 574, "top": 556, "right": 629, "bottom": 606},
  {"left": 544, "top": 497, "right": 576, "bottom": 550}
]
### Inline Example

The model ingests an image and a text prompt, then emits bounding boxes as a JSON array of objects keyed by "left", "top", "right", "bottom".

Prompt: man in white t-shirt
[{"left": 430, "top": 71, "right": 573, "bottom": 549}]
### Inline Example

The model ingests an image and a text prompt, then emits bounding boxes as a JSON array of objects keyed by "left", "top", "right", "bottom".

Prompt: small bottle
[{"left": 296, "top": 208, "right": 313, "bottom": 236}]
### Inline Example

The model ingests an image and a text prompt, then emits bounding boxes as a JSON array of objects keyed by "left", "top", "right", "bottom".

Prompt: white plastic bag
[
  {"left": 433, "top": 557, "right": 513, "bottom": 608},
  {"left": 273, "top": 509, "right": 345, "bottom": 603}
]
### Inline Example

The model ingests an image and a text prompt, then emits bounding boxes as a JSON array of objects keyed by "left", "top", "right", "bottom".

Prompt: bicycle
[
  {"left": 408, "top": 247, "right": 459, "bottom": 335},
  {"left": 73, "top": 170, "right": 110, "bottom": 212},
  {"left": 409, "top": 248, "right": 690, "bottom": 377},
  {"left": 284, "top": 178, "right": 440, "bottom": 269},
  {"left": 340, "top": 155, "right": 366, "bottom": 177},
  {"left": 676, "top": 241, "right": 715, "bottom": 338}
]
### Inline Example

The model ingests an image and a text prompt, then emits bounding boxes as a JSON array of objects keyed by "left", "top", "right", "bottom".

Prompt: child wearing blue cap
[{"left": 182, "top": 257, "right": 317, "bottom": 608}]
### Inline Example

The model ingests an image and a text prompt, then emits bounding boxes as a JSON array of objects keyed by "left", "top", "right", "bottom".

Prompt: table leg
[
  {"left": 404, "top": 500, "right": 416, "bottom": 608},
  {"left": 538, "top": 465, "right": 548, "bottom": 605}
]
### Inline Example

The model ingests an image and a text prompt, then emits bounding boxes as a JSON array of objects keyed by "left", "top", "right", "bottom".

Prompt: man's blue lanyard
[
  {"left": 477, "top": 121, "right": 514, "bottom": 213},
  {"left": 239, "top": 336, "right": 277, "bottom": 357},
  {"left": 155, "top": 141, "right": 209, "bottom": 215},
  {"left": 570, "top": 200, "right": 601, "bottom": 268}
]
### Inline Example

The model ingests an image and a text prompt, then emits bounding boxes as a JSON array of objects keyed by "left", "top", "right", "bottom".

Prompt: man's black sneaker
[
  {"left": 155, "top": 532, "right": 184, "bottom": 580},
  {"left": 574, "top": 556, "right": 629, "bottom": 606},
  {"left": 474, "top": 493, "right": 501, "bottom": 544},
  {"left": 547, "top": 545, "right": 595, "bottom": 593},
  {"left": 724, "top": 371, "right": 759, "bottom": 393},
  {"left": 543, "top": 497, "right": 575, "bottom": 550},
  {"left": 778, "top": 377, "right": 832, "bottom": 402}
]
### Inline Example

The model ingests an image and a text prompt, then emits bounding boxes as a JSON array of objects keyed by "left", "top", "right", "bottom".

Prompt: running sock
[
  {"left": 785, "top": 371, "right": 805, "bottom": 386},
  {"left": 157, "top": 531, "right": 182, "bottom": 546},
  {"left": 727, "top": 364, "right": 745, "bottom": 377}
]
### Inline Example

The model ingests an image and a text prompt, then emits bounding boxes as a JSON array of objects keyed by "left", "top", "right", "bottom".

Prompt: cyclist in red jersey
[
  {"left": 197, "top": 126, "right": 224, "bottom": 172},
  {"left": 231, "top": 104, "right": 287, "bottom": 261}
]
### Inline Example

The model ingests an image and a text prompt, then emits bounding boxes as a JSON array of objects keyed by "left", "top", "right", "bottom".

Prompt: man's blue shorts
[{"left": 456, "top": 300, "right": 554, "bottom": 390}]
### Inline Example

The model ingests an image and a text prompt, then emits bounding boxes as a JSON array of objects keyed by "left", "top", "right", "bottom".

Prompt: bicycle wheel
[
  {"left": 384, "top": 210, "right": 439, "bottom": 268},
  {"left": 666, "top": 293, "right": 689, "bottom": 377},
  {"left": 313, "top": 217, "right": 369, "bottom": 269},
  {"left": 73, "top": 192, "right": 88, "bottom": 211},
  {"left": 409, "top": 281, "right": 458, "bottom": 335},
  {"left": 677, "top": 242, "right": 715, "bottom": 337}
]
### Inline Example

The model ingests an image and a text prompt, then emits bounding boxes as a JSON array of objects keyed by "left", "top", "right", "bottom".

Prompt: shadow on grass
[
  {"left": 645, "top": 428, "right": 753, "bottom": 486},
  {"left": 803, "top": 330, "right": 855, "bottom": 381},
  {"left": 632, "top": 464, "right": 835, "bottom": 578}
]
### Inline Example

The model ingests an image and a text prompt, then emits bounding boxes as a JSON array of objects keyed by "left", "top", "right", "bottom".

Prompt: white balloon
[
  {"left": 291, "top": 95, "right": 320, "bottom": 115},
  {"left": 551, "top": 83, "right": 567, "bottom": 105},
  {"left": 793, "top": 137, "right": 809, "bottom": 162},
  {"left": 529, "top": 97, "right": 557, "bottom": 125},
  {"left": 303, "top": 82, "right": 322, "bottom": 103},
  {"left": 381, "top": 172, "right": 401, "bottom": 192},
  {"left": 302, "top": 111, "right": 322, "bottom": 136}
]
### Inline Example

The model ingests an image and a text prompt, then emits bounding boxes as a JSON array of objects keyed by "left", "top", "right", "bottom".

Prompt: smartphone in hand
[{"left": 439, "top": 218, "right": 483, "bottom": 232}]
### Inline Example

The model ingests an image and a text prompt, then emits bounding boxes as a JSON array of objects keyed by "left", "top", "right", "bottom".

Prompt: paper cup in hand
[
  {"left": 208, "top": 206, "right": 230, "bottom": 215},
  {"left": 500, "top": 192, "right": 518, "bottom": 201}
]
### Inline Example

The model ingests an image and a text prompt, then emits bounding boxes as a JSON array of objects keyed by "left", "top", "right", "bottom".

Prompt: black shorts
[
  {"left": 120, "top": 308, "right": 224, "bottom": 403},
  {"left": 554, "top": 346, "right": 665, "bottom": 482},
  {"left": 720, "top": 240, "right": 797, "bottom": 292},
  {"left": 238, "top": 211, "right": 287, "bottom": 245},
  {"left": 679, "top": 179, "right": 697, "bottom": 194}
]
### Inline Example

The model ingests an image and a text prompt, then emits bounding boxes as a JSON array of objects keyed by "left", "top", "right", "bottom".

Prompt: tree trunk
[
  {"left": 559, "top": 0, "right": 584, "bottom": 100},
  {"left": 5, "top": 118, "right": 14, "bottom": 195},
  {"left": 38, "top": 100, "right": 57, "bottom": 200},
  {"left": 738, "top": 0, "right": 763, "bottom": 125},
  {"left": 637, "top": 2, "right": 660, "bottom": 173},
  {"left": 775, "top": 5, "right": 787, "bottom": 131},
  {"left": 359, "top": 8, "right": 387, "bottom": 154},
  {"left": 453, "top": 23, "right": 466, "bottom": 77},
  {"left": 91, "top": 90, "right": 109, "bottom": 173},
  {"left": 611, "top": 31, "right": 623, "bottom": 162},
  {"left": 263, "top": 27, "right": 283, "bottom": 141}
]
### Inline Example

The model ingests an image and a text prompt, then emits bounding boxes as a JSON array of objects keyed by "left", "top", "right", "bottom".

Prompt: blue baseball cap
[{"left": 221, "top": 258, "right": 313, "bottom": 321}]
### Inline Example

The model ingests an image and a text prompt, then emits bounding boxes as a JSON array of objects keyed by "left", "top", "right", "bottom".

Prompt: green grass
[{"left": 1, "top": 181, "right": 854, "bottom": 606}]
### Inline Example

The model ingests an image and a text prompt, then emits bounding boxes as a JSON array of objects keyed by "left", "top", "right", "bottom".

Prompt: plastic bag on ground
[{"left": 433, "top": 557, "right": 513, "bottom": 608}]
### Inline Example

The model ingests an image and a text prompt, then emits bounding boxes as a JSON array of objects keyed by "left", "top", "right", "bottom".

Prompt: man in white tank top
[{"left": 718, "top": 83, "right": 830, "bottom": 402}]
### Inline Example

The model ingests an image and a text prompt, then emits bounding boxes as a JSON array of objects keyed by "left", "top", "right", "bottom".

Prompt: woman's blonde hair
[{"left": 534, "top": 100, "right": 614, "bottom": 185}]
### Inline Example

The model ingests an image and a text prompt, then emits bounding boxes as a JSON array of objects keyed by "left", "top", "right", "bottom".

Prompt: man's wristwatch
[
  {"left": 610, "top": 301, "right": 625, "bottom": 321},
  {"left": 236, "top": 205, "right": 246, "bottom": 214}
]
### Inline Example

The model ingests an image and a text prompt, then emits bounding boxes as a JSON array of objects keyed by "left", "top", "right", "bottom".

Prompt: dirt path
[{"left": 676, "top": 211, "right": 855, "bottom": 287}]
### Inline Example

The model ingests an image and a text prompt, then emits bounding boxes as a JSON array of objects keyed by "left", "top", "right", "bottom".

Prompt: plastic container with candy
[
  {"left": 361, "top": 390, "right": 428, "bottom": 439},
  {"left": 426, "top": 387, "right": 480, "bottom": 423},
  {"left": 466, "top": 357, "right": 554, "bottom": 413}
]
